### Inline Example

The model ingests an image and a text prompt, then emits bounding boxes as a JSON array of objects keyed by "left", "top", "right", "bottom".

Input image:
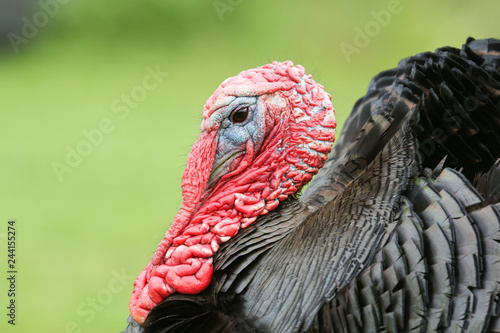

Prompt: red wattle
[{"left": 151, "top": 131, "right": 218, "bottom": 265}]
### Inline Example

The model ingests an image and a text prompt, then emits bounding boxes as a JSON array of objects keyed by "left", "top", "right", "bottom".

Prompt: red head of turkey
[{"left": 129, "top": 61, "right": 337, "bottom": 324}]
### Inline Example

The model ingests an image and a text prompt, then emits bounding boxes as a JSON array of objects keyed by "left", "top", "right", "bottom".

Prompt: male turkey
[{"left": 124, "top": 37, "right": 500, "bottom": 332}]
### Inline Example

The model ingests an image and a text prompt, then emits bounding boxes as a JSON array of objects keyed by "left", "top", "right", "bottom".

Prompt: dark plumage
[{"left": 125, "top": 37, "right": 500, "bottom": 332}]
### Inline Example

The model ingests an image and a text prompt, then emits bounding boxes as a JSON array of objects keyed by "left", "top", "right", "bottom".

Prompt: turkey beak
[{"left": 206, "top": 149, "right": 244, "bottom": 191}]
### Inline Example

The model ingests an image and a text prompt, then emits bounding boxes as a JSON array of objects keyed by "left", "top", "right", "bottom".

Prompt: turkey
[{"left": 124, "top": 37, "right": 500, "bottom": 332}]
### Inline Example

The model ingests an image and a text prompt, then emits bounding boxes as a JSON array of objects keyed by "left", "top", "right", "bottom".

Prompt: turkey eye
[{"left": 230, "top": 107, "right": 249, "bottom": 123}]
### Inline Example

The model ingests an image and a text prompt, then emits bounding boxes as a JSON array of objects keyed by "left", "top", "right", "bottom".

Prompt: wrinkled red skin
[{"left": 130, "top": 61, "right": 336, "bottom": 324}]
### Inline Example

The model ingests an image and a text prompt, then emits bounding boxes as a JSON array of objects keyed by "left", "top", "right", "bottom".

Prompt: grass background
[{"left": 0, "top": 0, "right": 498, "bottom": 331}]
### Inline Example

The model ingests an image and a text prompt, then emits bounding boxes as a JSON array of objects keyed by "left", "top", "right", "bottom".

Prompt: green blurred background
[{"left": 0, "top": 0, "right": 498, "bottom": 331}]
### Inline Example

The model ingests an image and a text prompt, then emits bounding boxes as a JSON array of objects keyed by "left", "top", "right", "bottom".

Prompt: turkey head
[{"left": 129, "top": 61, "right": 336, "bottom": 324}]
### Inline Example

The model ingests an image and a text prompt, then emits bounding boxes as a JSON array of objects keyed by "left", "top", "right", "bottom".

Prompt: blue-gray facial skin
[{"left": 206, "top": 96, "right": 269, "bottom": 192}]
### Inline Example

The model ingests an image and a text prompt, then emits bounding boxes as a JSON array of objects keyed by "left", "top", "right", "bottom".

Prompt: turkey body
[{"left": 127, "top": 38, "right": 500, "bottom": 333}]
